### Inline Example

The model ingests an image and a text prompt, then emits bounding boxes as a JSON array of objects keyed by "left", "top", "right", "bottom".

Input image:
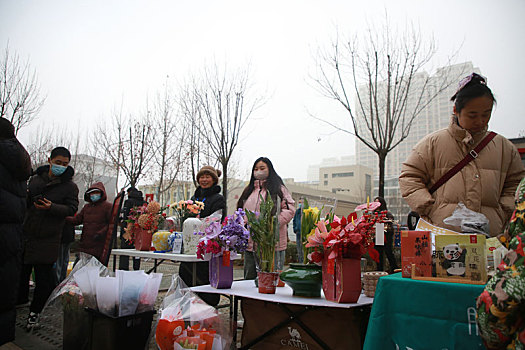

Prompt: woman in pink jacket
[{"left": 237, "top": 157, "right": 295, "bottom": 279}]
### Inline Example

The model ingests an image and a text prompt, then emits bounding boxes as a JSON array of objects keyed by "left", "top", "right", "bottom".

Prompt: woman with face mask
[
  {"left": 66, "top": 182, "right": 113, "bottom": 263},
  {"left": 237, "top": 157, "right": 295, "bottom": 279}
]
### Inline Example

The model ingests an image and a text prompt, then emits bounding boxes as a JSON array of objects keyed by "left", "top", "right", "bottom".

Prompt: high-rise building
[{"left": 355, "top": 62, "right": 479, "bottom": 222}]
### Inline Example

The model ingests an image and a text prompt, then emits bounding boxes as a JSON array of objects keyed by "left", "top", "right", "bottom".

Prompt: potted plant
[
  {"left": 123, "top": 201, "right": 167, "bottom": 251},
  {"left": 245, "top": 191, "right": 280, "bottom": 294},
  {"left": 306, "top": 201, "right": 385, "bottom": 303},
  {"left": 195, "top": 209, "right": 250, "bottom": 288},
  {"left": 279, "top": 199, "right": 324, "bottom": 297}
]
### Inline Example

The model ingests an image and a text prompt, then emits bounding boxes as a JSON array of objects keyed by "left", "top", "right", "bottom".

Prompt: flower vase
[
  {"left": 257, "top": 271, "right": 279, "bottom": 294},
  {"left": 152, "top": 231, "right": 171, "bottom": 251},
  {"left": 209, "top": 254, "right": 234, "bottom": 289},
  {"left": 322, "top": 254, "right": 362, "bottom": 303},
  {"left": 134, "top": 228, "right": 152, "bottom": 251},
  {"left": 182, "top": 217, "right": 202, "bottom": 255},
  {"left": 280, "top": 263, "right": 323, "bottom": 297}
]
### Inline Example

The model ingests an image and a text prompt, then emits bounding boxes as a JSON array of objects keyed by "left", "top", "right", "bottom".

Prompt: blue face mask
[
  {"left": 90, "top": 194, "right": 101, "bottom": 202},
  {"left": 51, "top": 164, "right": 67, "bottom": 176}
]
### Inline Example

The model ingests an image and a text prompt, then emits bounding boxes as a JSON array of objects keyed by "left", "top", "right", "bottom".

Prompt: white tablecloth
[
  {"left": 190, "top": 280, "right": 373, "bottom": 308},
  {"left": 110, "top": 249, "right": 202, "bottom": 262}
]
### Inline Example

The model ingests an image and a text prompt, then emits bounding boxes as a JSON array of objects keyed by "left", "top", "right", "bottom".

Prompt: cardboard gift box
[
  {"left": 401, "top": 230, "right": 432, "bottom": 278},
  {"left": 434, "top": 234, "right": 487, "bottom": 283},
  {"left": 322, "top": 252, "right": 361, "bottom": 303},
  {"left": 209, "top": 254, "right": 234, "bottom": 289}
]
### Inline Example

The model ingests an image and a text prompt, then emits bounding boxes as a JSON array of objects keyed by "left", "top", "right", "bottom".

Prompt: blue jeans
[
  {"left": 56, "top": 242, "right": 71, "bottom": 283},
  {"left": 295, "top": 232, "right": 303, "bottom": 263}
]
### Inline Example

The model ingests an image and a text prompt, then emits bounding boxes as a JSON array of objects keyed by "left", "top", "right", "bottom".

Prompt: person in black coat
[
  {"left": 374, "top": 196, "right": 399, "bottom": 273},
  {"left": 119, "top": 187, "right": 146, "bottom": 270},
  {"left": 0, "top": 118, "right": 32, "bottom": 345},
  {"left": 17, "top": 146, "right": 79, "bottom": 331},
  {"left": 180, "top": 166, "right": 225, "bottom": 306}
]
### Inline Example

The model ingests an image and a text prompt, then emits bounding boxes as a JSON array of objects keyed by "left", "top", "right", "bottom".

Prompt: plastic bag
[
  {"left": 117, "top": 270, "right": 149, "bottom": 316},
  {"left": 137, "top": 272, "right": 163, "bottom": 313},
  {"left": 155, "top": 275, "right": 231, "bottom": 350},
  {"left": 96, "top": 276, "right": 119, "bottom": 316},
  {"left": 74, "top": 266, "right": 101, "bottom": 310},
  {"left": 44, "top": 253, "right": 110, "bottom": 312},
  {"left": 443, "top": 202, "right": 490, "bottom": 235}
]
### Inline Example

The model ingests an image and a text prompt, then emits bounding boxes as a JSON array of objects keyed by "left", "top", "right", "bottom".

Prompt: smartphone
[{"left": 33, "top": 194, "right": 44, "bottom": 203}]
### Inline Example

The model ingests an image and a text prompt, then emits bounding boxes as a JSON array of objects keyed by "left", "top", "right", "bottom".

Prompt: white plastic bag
[
  {"left": 117, "top": 270, "right": 149, "bottom": 316},
  {"left": 96, "top": 276, "right": 119, "bottom": 316},
  {"left": 136, "top": 272, "right": 163, "bottom": 313},
  {"left": 443, "top": 202, "right": 490, "bottom": 235},
  {"left": 154, "top": 275, "right": 231, "bottom": 350},
  {"left": 73, "top": 265, "right": 101, "bottom": 310}
]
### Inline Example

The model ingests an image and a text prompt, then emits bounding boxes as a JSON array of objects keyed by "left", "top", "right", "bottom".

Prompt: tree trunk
[
  {"left": 378, "top": 152, "right": 386, "bottom": 198},
  {"left": 222, "top": 161, "right": 228, "bottom": 216}
]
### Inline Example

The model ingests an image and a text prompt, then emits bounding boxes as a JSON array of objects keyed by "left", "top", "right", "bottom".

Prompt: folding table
[{"left": 110, "top": 249, "right": 203, "bottom": 285}]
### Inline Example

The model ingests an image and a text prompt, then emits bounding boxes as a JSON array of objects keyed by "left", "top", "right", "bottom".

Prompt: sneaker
[{"left": 26, "top": 312, "right": 40, "bottom": 331}]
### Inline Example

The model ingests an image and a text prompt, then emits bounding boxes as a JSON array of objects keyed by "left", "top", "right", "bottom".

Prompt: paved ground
[{"left": 10, "top": 257, "right": 246, "bottom": 350}]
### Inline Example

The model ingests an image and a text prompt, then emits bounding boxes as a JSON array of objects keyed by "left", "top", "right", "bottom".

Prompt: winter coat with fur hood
[
  {"left": 242, "top": 180, "right": 295, "bottom": 251},
  {"left": 67, "top": 182, "right": 112, "bottom": 261},
  {"left": 22, "top": 165, "right": 79, "bottom": 264},
  {"left": 399, "top": 118, "right": 525, "bottom": 236}
]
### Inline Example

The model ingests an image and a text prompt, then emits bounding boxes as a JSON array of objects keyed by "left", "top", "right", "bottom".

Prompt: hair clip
[{"left": 456, "top": 73, "right": 487, "bottom": 94}]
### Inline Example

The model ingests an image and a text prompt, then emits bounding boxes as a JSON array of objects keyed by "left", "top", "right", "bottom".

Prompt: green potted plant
[
  {"left": 245, "top": 191, "right": 280, "bottom": 294},
  {"left": 279, "top": 198, "right": 324, "bottom": 297}
]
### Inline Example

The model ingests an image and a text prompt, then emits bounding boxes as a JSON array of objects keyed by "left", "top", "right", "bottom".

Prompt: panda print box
[
  {"left": 442, "top": 244, "right": 467, "bottom": 276},
  {"left": 435, "top": 234, "right": 487, "bottom": 283}
]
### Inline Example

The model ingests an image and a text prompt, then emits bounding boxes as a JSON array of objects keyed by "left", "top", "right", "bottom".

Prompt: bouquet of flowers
[
  {"left": 245, "top": 191, "right": 279, "bottom": 272},
  {"left": 300, "top": 198, "right": 322, "bottom": 264},
  {"left": 195, "top": 209, "right": 250, "bottom": 260},
  {"left": 123, "top": 200, "right": 168, "bottom": 243},
  {"left": 305, "top": 201, "right": 386, "bottom": 264},
  {"left": 172, "top": 199, "right": 205, "bottom": 231}
]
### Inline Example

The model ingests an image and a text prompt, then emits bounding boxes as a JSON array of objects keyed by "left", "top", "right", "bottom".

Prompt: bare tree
[
  {"left": 0, "top": 45, "right": 45, "bottom": 134},
  {"left": 187, "top": 65, "right": 263, "bottom": 211},
  {"left": 25, "top": 123, "right": 81, "bottom": 170},
  {"left": 179, "top": 79, "right": 214, "bottom": 188},
  {"left": 151, "top": 83, "right": 187, "bottom": 205},
  {"left": 98, "top": 111, "right": 154, "bottom": 188},
  {"left": 313, "top": 18, "right": 461, "bottom": 197}
]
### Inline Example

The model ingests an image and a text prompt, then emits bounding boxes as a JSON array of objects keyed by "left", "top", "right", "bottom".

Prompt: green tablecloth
[{"left": 364, "top": 273, "right": 486, "bottom": 350}]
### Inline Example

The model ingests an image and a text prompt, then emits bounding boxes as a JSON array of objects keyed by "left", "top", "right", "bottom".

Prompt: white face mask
[{"left": 254, "top": 170, "right": 269, "bottom": 180}]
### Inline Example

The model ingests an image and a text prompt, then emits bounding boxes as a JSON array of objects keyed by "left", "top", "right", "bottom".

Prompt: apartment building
[{"left": 355, "top": 62, "right": 480, "bottom": 223}]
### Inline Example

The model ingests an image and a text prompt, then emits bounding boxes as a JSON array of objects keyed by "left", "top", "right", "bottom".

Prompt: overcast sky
[{"left": 2, "top": 0, "right": 524, "bottom": 182}]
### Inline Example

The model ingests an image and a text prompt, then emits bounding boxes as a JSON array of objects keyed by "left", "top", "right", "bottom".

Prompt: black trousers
[
  {"left": 179, "top": 261, "right": 220, "bottom": 306},
  {"left": 0, "top": 248, "right": 21, "bottom": 345},
  {"left": 18, "top": 263, "right": 56, "bottom": 314},
  {"left": 376, "top": 231, "right": 398, "bottom": 273},
  {"left": 119, "top": 237, "right": 141, "bottom": 270}
]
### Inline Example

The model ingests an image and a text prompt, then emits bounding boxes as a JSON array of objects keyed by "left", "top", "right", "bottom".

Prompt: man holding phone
[{"left": 17, "top": 147, "right": 78, "bottom": 331}]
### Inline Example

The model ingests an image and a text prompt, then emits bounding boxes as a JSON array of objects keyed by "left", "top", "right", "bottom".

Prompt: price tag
[
  {"left": 222, "top": 250, "right": 231, "bottom": 266},
  {"left": 327, "top": 257, "right": 335, "bottom": 274},
  {"left": 375, "top": 223, "right": 385, "bottom": 246}
]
